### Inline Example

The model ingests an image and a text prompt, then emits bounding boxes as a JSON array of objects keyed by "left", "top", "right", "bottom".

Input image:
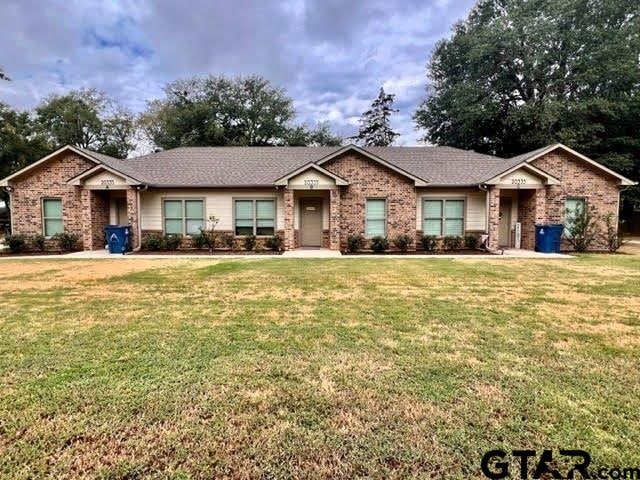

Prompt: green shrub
[
  {"left": 603, "top": 213, "right": 626, "bottom": 253},
  {"left": 163, "top": 234, "right": 182, "bottom": 251},
  {"left": 265, "top": 235, "right": 283, "bottom": 251},
  {"left": 142, "top": 233, "right": 164, "bottom": 251},
  {"left": 392, "top": 233, "right": 413, "bottom": 252},
  {"left": 53, "top": 232, "right": 79, "bottom": 252},
  {"left": 464, "top": 235, "right": 478, "bottom": 249},
  {"left": 347, "top": 233, "right": 365, "bottom": 253},
  {"left": 421, "top": 235, "right": 438, "bottom": 252},
  {"left": 370, "top": 236, "right": 389, "bottom": 253},
  {"left": 243, "top": 235, "right": 256, "bottom": 251},
  {"left": 220, "top": 233, "right": 235, "bottom": 249},
  {"left": 5, "top": 234, "right": 26, "bottom": 253},
  {"left": 191, "top": 232, "right": 208, "bottom": 249},
  {"left": 443, "top": 235, "right": 463, "bottom": 251},
  {"left": 32, "top": 234, "right": 46, "bottom": 252},
  {"left": 563, "top": 204, "right": 598, "bottom": 252}
]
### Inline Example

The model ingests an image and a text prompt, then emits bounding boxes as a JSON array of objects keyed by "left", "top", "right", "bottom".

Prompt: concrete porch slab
[{"left": 281, "top": 248, "right": 342, "bottom": 258}]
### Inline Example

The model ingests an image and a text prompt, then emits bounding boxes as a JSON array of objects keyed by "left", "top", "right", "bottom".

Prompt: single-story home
[{"left": 0, "top": 143, "right": 635, "bottom": 252}]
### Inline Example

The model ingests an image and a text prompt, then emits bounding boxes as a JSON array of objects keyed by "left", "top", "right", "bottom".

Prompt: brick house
[{"left": 0, "top": 143, "right": 634, "bottom": 252}]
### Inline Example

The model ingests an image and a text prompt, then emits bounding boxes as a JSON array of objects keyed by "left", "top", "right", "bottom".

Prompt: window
[
  {"left": 365, "top": 199, "right": 386, "bottom": 237},
  {"left": 565, "top": 197, "right": 586, "bottom": 234},
  {"left": 163, "top": 199, "right": 204, "bottom": 235},
  {"left": 42, "top": 198, "right": 63, "bottom": 236},
  {"left": 234, "top": 199, "right": 275, "bottom": 236},
  {"left": 423, "top": 199, "right": 464, "bottom": 236}
]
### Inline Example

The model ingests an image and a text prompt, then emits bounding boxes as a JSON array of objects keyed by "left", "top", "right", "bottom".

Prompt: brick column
[
  {"left": 487, "top": 186, "right": 500, "bottom": 251},
  {"left": 80, "top": 189, "right": 93, "bottom": 250},
  {"left": 283, "top": 188, "right": 295, "bottom": 251},
  {"left": 126, "top": 188, "right": 139, "bottom": 250},
  {"left": 534, "top": 188, "right": 547, "bottom": 224},
  {"left": 329, "top": 188, "right": 341, "bottom": 251}
]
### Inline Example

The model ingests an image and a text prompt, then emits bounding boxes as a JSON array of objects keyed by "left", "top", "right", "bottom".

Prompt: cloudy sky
[{"left": 0, "top": 0, "right": 475, "bottom": 149}]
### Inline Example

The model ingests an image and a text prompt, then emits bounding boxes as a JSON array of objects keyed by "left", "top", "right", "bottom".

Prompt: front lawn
[{"left": 1, "top": 249, "right": 639, "bottom": 478}]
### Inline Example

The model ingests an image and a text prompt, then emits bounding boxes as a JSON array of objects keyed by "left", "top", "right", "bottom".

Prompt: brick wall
[
  {"left": 9, "top": 152, "right": 94, "bottom": 247},
  {"left": 323, "top": 152, "right": 417, "bottom": 251},
  {"left": 531, "top": 150, "right": 620, "bottom": 250}
]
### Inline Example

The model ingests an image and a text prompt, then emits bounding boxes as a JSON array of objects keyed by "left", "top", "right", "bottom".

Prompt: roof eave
[
  {"left": 274, "top": 162, "right": 350, "bottom": 186},
  {"left": 519, "top": 143, "right": 636, "bottom": 186},
  {"left": 315, "top": 144, "right": 430, "bottom": 186},
  {"left": 67, "top": 164, "right": 142, "bottom": 186}
]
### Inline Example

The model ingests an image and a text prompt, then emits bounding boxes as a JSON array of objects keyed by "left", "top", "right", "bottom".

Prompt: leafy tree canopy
[
  {"left": 140, "top": 75, "right": 340, "bottom": 148},
  {"left": 351, "top": 87, "right": 400, "bottom": 146},
  {"left": 35, "top": 89, "right": 136, "bottom": 158},
  {"left": 414, "top": 0, "right": 640, "bottom": 203},
  {"left": 0, "top": 103, "right": 50, "bottom": 206}
]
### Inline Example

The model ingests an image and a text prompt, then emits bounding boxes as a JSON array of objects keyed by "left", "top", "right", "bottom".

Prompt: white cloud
[{"left": 0, "top": 0, "right": 476, "bottom": 145}]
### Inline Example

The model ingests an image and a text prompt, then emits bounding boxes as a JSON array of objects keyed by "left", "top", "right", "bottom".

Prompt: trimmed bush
[
  {"left": 464, "top": 235, "right": 478, "bottom": 249},
  {"left": 265, "top": 235, "right": 283, "bottom": 251},
  {"left": 220, "top": 233, "right": 235, "bottom": 249},
  {"left": 443, "top": 235, "right": 463, "bottom": 251},
  {"left": 421, "top": 235, "right": 438, "bottom": 252},
  {"left": 370, "top": 236, "right": 389, "bottom": 253},
  {"left": 142, "top": 233, "right": 164, "bottom": 251},
  {"left": 32, "top": 234, "right": 46, "bottom": 252},
  {"left": 346, "top": 233, "right": 365, "bottom": 253},
  {"left": 53, "top": 232, "right": 80, "bottom": 252},
  {"left": 5, "top": 234, "right": 26, "bottom": 253},
  {"left": 163, "top": 234, "right": 182, "bottom": 251},
  {"left": 243, "top": 235, "right": 256, "bottom": 251},
  {"left": 191, "top": 232, "right": 208, "bottom": 249},
  {"left": 392, "top": 234, "right": 413, "bottom": 252}
]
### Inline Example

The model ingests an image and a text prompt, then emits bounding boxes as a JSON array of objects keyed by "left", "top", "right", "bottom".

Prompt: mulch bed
[
  {"left": 0, "top": 251, "right": 68, "bottom": 257},
  {"left": 132, "top": 250, "right": 283, "bottom": 256},
  {"left": 342, "top": 249, "right": 488, "bottom": 255}
]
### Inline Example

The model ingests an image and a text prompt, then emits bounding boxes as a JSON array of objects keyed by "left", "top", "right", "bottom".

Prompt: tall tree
[
  {"left": 285, "top": 122, "right": 343, "bottom": 147},
  {"left": 414, "top": 0, "right": 640, "bottom": 205},
  {"left": 35, "top": 89, "right": 136, "bottom": 158},
  {"left": 351, "top": 88, "right": 400, "bottom": 146},
  {"left": 0, "top": 67, "right": 9, "bottom": 81},
  {"left": 0, "top": 103, "right": 51, "bottom": 207},
  {"left": 140, "top": 75, "right": 303, "bottom": 148}
]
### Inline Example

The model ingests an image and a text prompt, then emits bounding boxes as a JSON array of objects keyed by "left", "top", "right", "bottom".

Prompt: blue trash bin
[
  {"left": 547, "top": 224, "right": 565, "bottom": 253},
  {"left": 535, "top": 225, "right": 553, "bottom": 253},
  {"left": 104, "top": 225, "right": 131, "bottom": 254},
  {"left": 535, "top": 224, "right": 564, "bottom": 253}
]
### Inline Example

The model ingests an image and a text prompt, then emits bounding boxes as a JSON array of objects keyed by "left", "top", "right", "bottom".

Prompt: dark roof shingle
[{"left": 107, "top": 145, "right": 521, "bottom": 187}]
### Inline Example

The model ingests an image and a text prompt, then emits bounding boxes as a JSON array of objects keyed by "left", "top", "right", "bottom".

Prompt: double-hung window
[
  {"left": 423, "top": 199, "right": 464, "bottom": 236},
  {"left": 163, "top": 199, "right": 204, "bottom": 235},
  {"left": 564, "top": 197, "right": 586, "bottom": 235},
  {"left": 42, "top": 198, "right": 63, "bottom": 236},
  {"left": 234, "top": 199, "right": 275, "bottom": 236},
  {"left": 365, "top": 199, "right": 386, "bottom": 237}
]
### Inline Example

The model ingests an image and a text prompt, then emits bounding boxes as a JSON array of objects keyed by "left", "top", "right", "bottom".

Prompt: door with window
[
  {"left": 498, "top": 197, "right": 512, "bottom": 247},
  {"left": 300, "top": 198, "right": 322, "bottom": 247}
]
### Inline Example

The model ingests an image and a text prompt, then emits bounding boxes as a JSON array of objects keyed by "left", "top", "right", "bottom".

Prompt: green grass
[{"left": 1, "top": 251, "right": 640, "bottom": 479}]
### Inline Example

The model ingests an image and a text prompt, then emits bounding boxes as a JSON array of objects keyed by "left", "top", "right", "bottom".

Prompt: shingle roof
[{"left": 102, "top": 145, "right": 526, "bottom": 187}]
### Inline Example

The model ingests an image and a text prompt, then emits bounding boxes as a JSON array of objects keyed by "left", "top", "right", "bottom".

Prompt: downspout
[
  {"left": 6, "top": 186, "right": 14, "bottom": 235},
  {"left": 478, "top": 183, "right": 490, "bottom": 235},
  {"left": 132, "top": 184, "right": 147, "bottom": 252}
]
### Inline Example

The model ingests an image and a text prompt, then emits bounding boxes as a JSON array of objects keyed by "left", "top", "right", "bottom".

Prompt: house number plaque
[{"left": 304, "top": 179, "right": 319, "bottom": 189}]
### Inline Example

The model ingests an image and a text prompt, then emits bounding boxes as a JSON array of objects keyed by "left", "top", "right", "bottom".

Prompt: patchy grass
[{"left": 1, "top": 248, "right": 639, "bottom": 479}]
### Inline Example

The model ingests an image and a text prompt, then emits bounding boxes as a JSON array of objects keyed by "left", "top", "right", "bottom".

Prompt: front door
[
  {"left": 498, "top": 197, "right": 512, "bottom": 247},
  {"left": 300, "top": 198, "right": 323, "bottom": 247},
  {"left": 116, "top": 198, "right": 128, "bottom": 225}
]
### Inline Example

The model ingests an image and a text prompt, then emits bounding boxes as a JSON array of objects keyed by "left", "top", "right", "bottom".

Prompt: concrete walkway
[{"left": 0, "top": 248, "right": 573, "bottom": 260}]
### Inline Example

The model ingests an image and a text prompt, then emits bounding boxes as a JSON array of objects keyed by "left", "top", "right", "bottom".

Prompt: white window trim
[
  {"left": 232, "top": 198, "right": 277, "bottom": 237},
  {"left": 162, "top": 198, "right": 206, "bottom": 236},
  {"left": 422, "top": 197, "right": 466, "bottom": 237},
  {"left": 365, "top": 198, "right": 387, "bottom": 238}
]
